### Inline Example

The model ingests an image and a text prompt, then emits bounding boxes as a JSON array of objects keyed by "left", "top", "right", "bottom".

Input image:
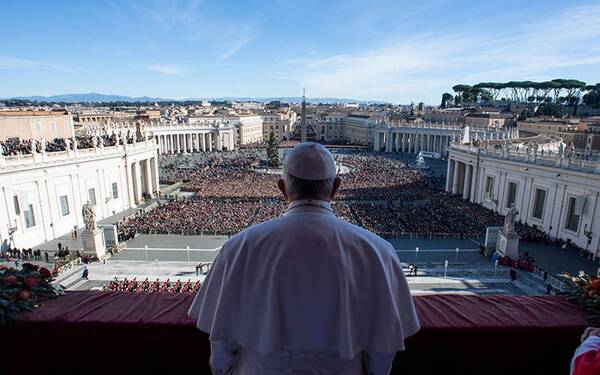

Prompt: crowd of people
[
  {"left": 2, "top": 247, "right": 46, "bottom": 262},
  {"left": 0, "top": 132, "right": 146, "bottom": 156},
  {"left": 116, "top": 150, "right": 515, "bottom": 239},
  {"left": 101, "top": 277, "right": 201, "bottom": 293}
]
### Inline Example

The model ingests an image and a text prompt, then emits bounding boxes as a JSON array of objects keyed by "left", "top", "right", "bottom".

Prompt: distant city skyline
[{"left": 1, "top": 0, "right": 600, "bottom": 104}]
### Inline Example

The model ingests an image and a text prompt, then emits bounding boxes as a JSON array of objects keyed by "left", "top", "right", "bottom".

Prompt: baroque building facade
[
  {"left": 0, "top": 137, "right": 158, "bottom": 250},
  {"left": 447, "top": 143, "right": 600, "bottom": 254}
]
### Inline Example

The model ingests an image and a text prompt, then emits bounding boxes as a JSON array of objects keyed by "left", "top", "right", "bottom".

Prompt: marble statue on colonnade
[
  {"left": 81, "top": 202, "right": 106, "bottom": 258},
  {"left": 497, "top": 206, "right": 520, "bottom": 259},
  {"left": 503, "top": 207, "right": 518, "bottom": 235},
  {"left": 82, "top": 202, "right": 97, "bottom": 231}
]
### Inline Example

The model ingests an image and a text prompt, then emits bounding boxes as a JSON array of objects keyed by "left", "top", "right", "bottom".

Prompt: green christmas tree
[{"left": 266, "top": 130, "right": 280, "bottom": 167}]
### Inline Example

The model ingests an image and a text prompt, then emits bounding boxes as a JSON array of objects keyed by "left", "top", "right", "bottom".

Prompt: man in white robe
[{"left": 188, "top": 142, "right": 420, "bottom": 374}]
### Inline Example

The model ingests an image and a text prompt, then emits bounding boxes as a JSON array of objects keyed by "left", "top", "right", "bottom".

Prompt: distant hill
[
  {"left": 7, "top": 93, "right": 387, "bottom": 105},
  {"left": 9, "top": 93, "right": 169, "bottom": 103}
]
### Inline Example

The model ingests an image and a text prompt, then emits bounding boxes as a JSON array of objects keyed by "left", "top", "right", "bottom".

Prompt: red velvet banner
[{"left": 0, "top": 291, "right": 588, "bottom": 374}]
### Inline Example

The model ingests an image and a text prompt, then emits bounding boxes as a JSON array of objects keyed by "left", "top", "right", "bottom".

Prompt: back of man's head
[
  {"left": 279, "top": 142, "right": 339, "bottom": 202},
  {"left": 282, "top": 173, "right": 336, "bottom": 201}
]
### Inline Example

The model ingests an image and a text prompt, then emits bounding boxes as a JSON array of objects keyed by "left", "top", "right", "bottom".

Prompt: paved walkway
[
  {"left": 518, "top": 240, "right": 598, "bottom": 276},
  {"left": 54, "top": 256, "right": 547, "bottom": 296}
]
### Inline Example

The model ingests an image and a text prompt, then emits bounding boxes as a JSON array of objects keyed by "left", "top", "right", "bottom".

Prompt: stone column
[
  {"left": 216, "top": 132, "right": 223, "bottom": 151},
  {"left": 462, "top": 164, "right": 472, "bottom": 200},
  {"left": 201, "top": 133, "right": 206, "bottom": 152},
  {"left": 451, "top": 161, "right": 460, "bottom": 194},
  {"left": 228, "top": 130, "right": 235, "bottom": 151},
  {"left": 385, "top": 130, "right": 392, "bottom": 153},
  {"left": 151, "top": 157, "right": 159, "bottom": 194},
  {"left": 374, "top": 131, "right": 381, "bottom": 151},
  {"left": 208, "top": 133, "right": 213, "bottom": 152},
  {"left": 395, "top": 132, "right": 400, "bottom": 152},
  {"left": 446, "top": 158, "right": 454, "bottom": 192},
  {"left": 133, "top": 162, "right": 142, "bottom": 205},
  {"left": 402, "top": 133, "right": 407, "bottom": 152},
  {"left": 143, "top": 159, "right": 152, "bottom": 197},
  {"left": 469, "top": 165, "right": 477, "bottom": 203}
]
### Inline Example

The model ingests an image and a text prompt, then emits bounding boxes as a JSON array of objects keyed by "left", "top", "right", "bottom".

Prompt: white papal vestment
[{"left": 188, "top": 199, "right": 420, "bottom": 374}]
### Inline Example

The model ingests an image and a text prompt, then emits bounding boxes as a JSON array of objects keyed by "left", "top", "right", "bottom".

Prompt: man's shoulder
[
  {"left": 222, "top": 213, "right": 394, "bottom": 256},
  {"left": 336, "top": 219, "right": 395, "bottom": 251}
]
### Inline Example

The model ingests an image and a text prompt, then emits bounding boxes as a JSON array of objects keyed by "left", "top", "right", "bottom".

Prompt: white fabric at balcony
[{"left": 188, "top": 199, "right": 420, "bottom": 373}]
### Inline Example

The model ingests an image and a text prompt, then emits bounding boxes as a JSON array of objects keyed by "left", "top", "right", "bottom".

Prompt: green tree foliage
[
  {"left": 535, "top": 102, "right": 564, "bottom": 117},
  {"left": 449, "top": 79, "right": 591, "bottom": 107},
  {"left": 440, "top": 93, "right": 453, "bottom": 108},
  {"left": 266, "top": 130, "right": 280, "bottom": 167},
  {"left": 583, "top": 84, "right": 600, "bottom": 107}
]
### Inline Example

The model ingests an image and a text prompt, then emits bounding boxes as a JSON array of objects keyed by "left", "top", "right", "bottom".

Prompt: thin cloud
[
  {"left": 217, "top": 35, "right": 254, "bottom": 63},
  {"left": 284, "top": 3, "right": 600, "bottom": 103},
  {"left": 126, "top": 0, "right": 257, "bottom": 63},
  {"left": 133, "top": 64, "right": 189, "bottom": 76},
  {"left": 0, "top": 55, "right": 75, "bottom": 73}
]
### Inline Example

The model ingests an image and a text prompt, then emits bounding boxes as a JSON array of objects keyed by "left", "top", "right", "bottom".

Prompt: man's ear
[
  {"left": 330, "top": 177, "right": 341, "bottom": 200},
  {"left": 277, "top": 179, "right": 288, "bottom": 201}
]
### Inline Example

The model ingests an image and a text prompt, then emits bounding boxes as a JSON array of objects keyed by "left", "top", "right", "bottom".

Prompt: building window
[
  {"left": 484, "top": 176, "right": 494, "bottom": 200},
  {"left": 565, "top": 197, "right": 581, "bottom": 232},
  {"left": 88, "top": 188, "right": 97, "bottom": 205},
  {"left": 531, "top": 189, "right": 546, "bottom": 220},
  {"left": 59, "top": 195, "right": 70, "bottom": 216},
  {"left": 112, "top": 182, "right": 119, "bottom": 199},
  {"left": 506, "top": 182, "right": 518, "bottom": 208},
  {"left": 24, "top": 204, "right": 36, "bottom": 228},
  {"left": 13, "top": 195, "right": 20, "bottom": 215}
]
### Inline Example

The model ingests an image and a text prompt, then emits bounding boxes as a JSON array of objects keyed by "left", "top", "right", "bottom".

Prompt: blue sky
[{"left": 1, "top": 0, "right": 600, "bottom": 104}]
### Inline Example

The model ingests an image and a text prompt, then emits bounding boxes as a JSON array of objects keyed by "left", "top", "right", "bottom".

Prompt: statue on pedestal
[
  {"left": 558, "top": 143, "right": 565, "bottom": 158},
  {"left": 82, "top": 202, "right": 96, "bottom": 231},
  {"left": 503, "top": 206, "right": 518, "bottom": 235}
]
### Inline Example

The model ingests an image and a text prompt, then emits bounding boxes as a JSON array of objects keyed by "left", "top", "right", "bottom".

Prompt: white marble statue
[
  {"left": 558, "top": 143, "right": 565, "bottom": 158},
  {"left": 503, "top": 206, "right": 518, "bottom": 235},
  {"left": 82, "top": 202, "right": 96, "bottom": 231}
]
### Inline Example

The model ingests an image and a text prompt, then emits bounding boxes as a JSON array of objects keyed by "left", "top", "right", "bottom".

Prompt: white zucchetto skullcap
[{"left": 283, "top": 142, "right": 337, "bottom": 181}]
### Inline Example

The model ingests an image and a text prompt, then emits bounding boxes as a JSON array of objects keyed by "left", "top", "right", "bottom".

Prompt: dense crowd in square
[{"left": 119, "top": 149, "right": 514, "bottom": 238}]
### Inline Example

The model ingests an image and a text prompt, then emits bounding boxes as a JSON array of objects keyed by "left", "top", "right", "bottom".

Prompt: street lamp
[
  {"left": 494, "top": 260, "right": 499, "bottom": 279},
  {"left": 415, "top": 247, "right": 419, "bottom": 263}
]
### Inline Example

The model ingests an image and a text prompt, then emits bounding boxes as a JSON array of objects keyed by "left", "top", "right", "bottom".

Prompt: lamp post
[
  {"left": 145, "top": 245, "right": 148, "bottom": 262},
  {"left": 455, "top": 247, "right": 459, "bottom": 262},
  {"left": 187, "top": 246, "right": 190, "bottom": 262},
  {"left": 415, "top": 247, "right": 419, "bottom": 263},
  {"left": 494, "top": 259, "right": 499, "bottom": 279},
  {"left": 444, "top": 260, "right": 448, "bottom": 278},
  {"left": 155, "top": 258, "right": 159, "bottom": 277}
]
